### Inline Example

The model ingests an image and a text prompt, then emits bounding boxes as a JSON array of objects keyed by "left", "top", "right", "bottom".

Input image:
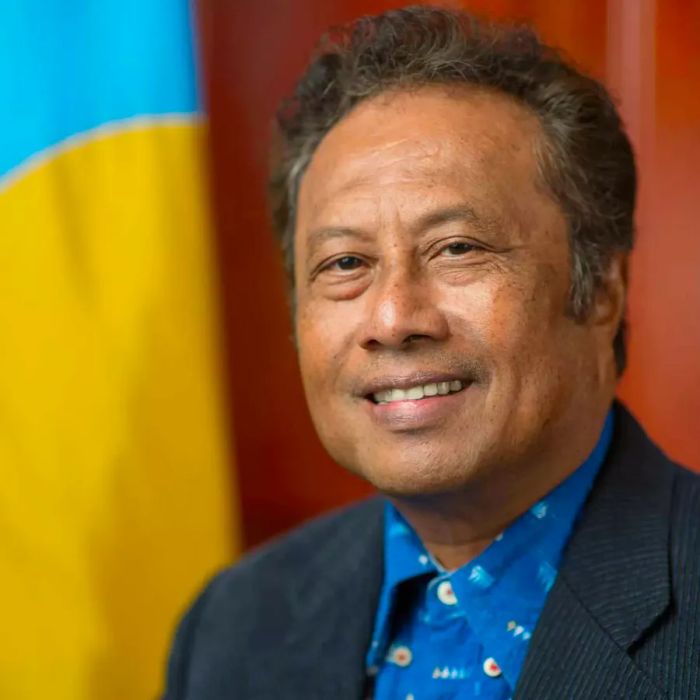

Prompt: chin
[{"left": 357, "top": 456, "right": 480, "bottom": 498}]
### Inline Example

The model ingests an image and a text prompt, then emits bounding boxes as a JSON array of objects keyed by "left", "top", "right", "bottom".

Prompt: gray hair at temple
[{"left": 268, "top": 5, "right": 636, "bottom": 374}]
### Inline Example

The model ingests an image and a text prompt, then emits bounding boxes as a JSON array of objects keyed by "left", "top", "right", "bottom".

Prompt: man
[{"left": 164, "top": 7, "right": 700, "bottom": 699}]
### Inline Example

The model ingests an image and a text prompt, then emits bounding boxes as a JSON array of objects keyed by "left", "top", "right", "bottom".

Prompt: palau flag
[{"left": 0, "top": 3, "right": 238, "bottom": 698}]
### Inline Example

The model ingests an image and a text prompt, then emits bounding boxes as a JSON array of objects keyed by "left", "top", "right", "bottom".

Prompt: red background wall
[{"left": 198, "top": 1, "right": 700, "bottom": 548}]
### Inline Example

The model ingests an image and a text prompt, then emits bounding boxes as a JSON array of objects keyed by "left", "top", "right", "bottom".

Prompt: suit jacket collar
[
  {"left": 559, "top": 402, "right": 671, "bottom": 649},
  {"left": 515, "top": 402, "right": 673, "bottom": 699},
  {"left": 273, "top": 402, "right": 673, "bottom": 699}
]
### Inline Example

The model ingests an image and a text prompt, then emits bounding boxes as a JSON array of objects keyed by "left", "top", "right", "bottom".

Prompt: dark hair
[{"left": 269, "top": 5, "right": 636, "bottom": 374}]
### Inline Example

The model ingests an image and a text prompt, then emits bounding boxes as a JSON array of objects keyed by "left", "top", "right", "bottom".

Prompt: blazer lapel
[
  {"left": 516, "top": 404, "right": 673, "bottom": 699},
  {"left": 516, "top": 578, "right": 667, "bottom": 699},
  {"left": 256, "top": 499, "right": 385, "bottom": 700}
]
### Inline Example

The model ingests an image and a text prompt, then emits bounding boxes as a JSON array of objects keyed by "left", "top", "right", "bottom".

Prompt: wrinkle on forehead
[
  {"left": 296, "top": 86, "right": 557, "bottom": 240},
  {"left": 314, "top": 136, "right": 446, "bottom": 201}
]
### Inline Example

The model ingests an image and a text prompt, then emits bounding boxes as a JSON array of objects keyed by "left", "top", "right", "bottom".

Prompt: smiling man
[{"left": 164, "top": 7, "right": 700, "bottom": 700}]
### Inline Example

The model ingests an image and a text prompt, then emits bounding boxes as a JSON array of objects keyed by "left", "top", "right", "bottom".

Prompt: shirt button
[
  {"left": 483, "top": 657, "right": 502, "bottom": 678},
  {"left": 436, "top": 579, "right": 458, "bottom": 605},
  {"left": 388, "top": 645, "right": 413, "bottom": 667}
]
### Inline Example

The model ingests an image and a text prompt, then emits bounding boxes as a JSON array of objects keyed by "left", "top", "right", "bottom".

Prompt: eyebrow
[
  {"left": 305, "top": 226, "right": 373, "bottom": 259},
  {"left": 414, "top": 204, "right": 481, "bottom": 233},
  {"left": 413, "top": 203, "right": 505, "bottom": 241},
  {"left": 305, "top": 203, "right": 492, "bottom": 258}
]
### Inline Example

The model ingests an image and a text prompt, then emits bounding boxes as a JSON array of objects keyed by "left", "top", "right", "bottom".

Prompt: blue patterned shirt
[{"left": 366, "top": 411, "right": 614, "bottom": 699}]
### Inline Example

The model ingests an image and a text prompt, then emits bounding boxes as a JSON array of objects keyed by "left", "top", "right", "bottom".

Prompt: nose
[{"left": 358, "top": 266, "right": 449, "bottom": 350}]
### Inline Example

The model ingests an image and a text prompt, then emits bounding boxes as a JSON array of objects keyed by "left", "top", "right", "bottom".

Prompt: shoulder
[
  {"left": 668, "top": 460, "right": 700, "bottom": 545},
  {"left": 213, "top": 496, "right": 384, "bottom": 591},
  {"left": 628, "top": 420, "right": 700, "bottom": 600},
  {"left": 163, "top": 497, "right": 384, "bottom": 698},
  {"left": 669, "top": 458, "right": 700, "bottom": 497},
  {"left": 617, "top": 401, "right": 700, "bottom": 535},
  {"left": 609, "top": 403, "right": 699, "bottom": 503},
  {"left": 196, "top": 496, "right": 382, "bottom": 619}
]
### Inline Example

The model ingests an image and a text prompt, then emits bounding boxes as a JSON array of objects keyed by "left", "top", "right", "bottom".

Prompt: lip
[
  {"left": 358, "top": 371, "right": 471, "bottom": 397},
  {"left": 363, "top": 381, "right": 474, "bottom": 432}
]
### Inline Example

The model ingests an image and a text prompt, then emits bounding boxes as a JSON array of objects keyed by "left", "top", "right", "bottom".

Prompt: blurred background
[{"left": 0, "top": 1, "right": 698, "bottom": 698}]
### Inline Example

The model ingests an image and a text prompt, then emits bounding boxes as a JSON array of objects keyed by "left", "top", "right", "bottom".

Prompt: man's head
[{"left": 269, "top": 7, "right": 635, "bottom": 497}]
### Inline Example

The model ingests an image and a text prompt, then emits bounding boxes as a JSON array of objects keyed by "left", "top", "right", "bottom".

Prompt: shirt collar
[{"left": 367, "top": 409, "right": 615, "bottom": 683}]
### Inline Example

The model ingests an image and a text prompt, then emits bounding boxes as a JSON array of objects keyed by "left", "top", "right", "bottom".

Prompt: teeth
[{"left": 373, "top": 380, "right": 464, "bottom": 404}]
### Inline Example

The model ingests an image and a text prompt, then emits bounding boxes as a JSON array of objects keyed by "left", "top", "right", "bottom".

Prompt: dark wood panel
[
  {"left": 615, "top": 0, "right": 700, "bottom": 470},
  {"left": 198, "top": 0, "right": 698, "bottom": 547}
]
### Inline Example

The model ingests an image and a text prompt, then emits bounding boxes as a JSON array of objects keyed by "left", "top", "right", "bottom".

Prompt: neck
[{"left": 388, "top": 403, "right": 612, "bottom": 571}]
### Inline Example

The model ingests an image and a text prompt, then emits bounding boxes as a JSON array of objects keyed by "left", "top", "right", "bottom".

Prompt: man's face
[{"left": 294, "top": 87, "right": 615, "bottom": 497}]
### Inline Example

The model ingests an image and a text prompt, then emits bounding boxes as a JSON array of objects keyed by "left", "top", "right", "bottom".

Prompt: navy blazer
[{"left": 163, "top": 404, "right": 700, "bottom": 699}]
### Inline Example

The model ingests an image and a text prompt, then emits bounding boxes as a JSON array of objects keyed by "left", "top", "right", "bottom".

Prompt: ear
[{"left": 592, "top": 251, "right": 628, "bottom": 338}]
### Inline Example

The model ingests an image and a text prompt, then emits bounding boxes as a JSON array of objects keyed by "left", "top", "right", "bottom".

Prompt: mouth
[
  {"left": 368, "top": 379, "right": 466, "bottom": 404},
  {"left": 360, "top": 373, "right": 475, "bottom": 431}
]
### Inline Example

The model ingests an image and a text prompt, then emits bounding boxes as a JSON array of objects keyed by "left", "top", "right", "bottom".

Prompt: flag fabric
[{"left": 0, "top": 3, "right": 238, "bottom": 698}]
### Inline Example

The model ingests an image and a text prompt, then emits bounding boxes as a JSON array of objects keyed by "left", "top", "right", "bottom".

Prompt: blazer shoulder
[
  {"left": 669, "top": 459, "right": 700, "bottom": 529},
  {"left": 163, "top": 497, "right": 384, "bottom": 698},
  {"left": 670, "top": 459, "right": 700, "bottom": 490},
  {"left": 222, "top": 496, "right": 383, "bottom": 582},
  {"left": 180, "top": 495, "right": 383, "bottom": 631}
]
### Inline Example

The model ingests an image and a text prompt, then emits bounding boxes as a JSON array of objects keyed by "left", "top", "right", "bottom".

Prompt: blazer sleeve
[{"left": 161, "top": 578, "right": 217, "bottom": 700}]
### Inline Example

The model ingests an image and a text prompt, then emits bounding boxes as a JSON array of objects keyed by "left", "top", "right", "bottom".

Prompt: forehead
[{"left": 297, "top": 86, "right": 548, "bottom": 228}]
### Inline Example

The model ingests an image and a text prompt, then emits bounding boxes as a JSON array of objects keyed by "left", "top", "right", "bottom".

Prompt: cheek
[
  {"left": 484, "top": 274, "right": 596, "bottom": 410},
  {"left": 443, "top": 276, "right": 534, "bottom": 352},
  {"left": 296, "top": 299, "right": 353, "bottom": 397},
  {"left": 445, "top": 267, "right": 570, "bottom": 375},
  {"left": 296, "top": 319, "right": 326, "bottom": 400}
]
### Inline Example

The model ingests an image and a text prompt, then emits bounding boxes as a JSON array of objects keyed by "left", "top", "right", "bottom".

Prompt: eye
[
  {"left": 327, "top": 255, "right": 365, "bottom": 271},
  {"left": 443, "top": 241, "right": 477, "bottom": 256}
]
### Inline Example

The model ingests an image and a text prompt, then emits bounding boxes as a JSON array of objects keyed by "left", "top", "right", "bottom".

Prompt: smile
[
  {"left": 372, "top": 380, "right": 465, "bottom": 404},
  {"left": 363, "top": 376, "right": 476, "bottom": 433}
]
